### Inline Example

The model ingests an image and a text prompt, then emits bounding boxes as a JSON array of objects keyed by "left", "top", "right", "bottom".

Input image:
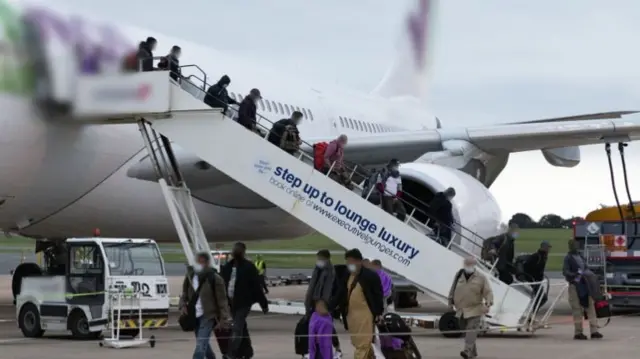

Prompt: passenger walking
[
  {"left": 136, "top": 36, "right": 156, "bottom": 72},
  {"left": 220, "top": 242, "right": 269, "bottom": 359},
  {"left": 371, "top": 259, "right": 394, "bottom": 312},
  {"left": 334, "top": 249, "right": 383, "bottom": 359},
  {"left": 521, "top": 241, "right": 551, "bottom": 305},
  {"left": 204, "top": 75, "right": 237, "bottom": 114},
  {"left": 429, "top": 187, "right": 456, "bottom": 247},
  {"left": 376, "top": 159, "right": 406, "bottom": 222},
  {"left": 180, "top": 252, "right": 232, "bottom": 359},
  {"left": 237, "top": 88, "right": 262, "bottom": 132},
  {"left": 563, "top": 240, "right": 603, "bottom": 340},
  {"left": 308, "top": 299, "right": 337, "bottom": 359},
  {"left": 305, "top": 250, "right": 336, "bottom": 315},
  {"left": 323, "top": 134, "right": 353, "bottom": 189},
  {"left": 254, "top": 254, "right": 269, "bottom": 294},
  {"left": 448, "top": 257, "right": 493, "bottom": 359},
  {"left": 267, "top": 111, "right": 303, "bottom": 155},
  {"left": 491, "top": 223, "right": 518, "bottom": 285}
]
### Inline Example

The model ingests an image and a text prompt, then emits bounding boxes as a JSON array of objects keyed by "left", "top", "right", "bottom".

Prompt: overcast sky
[{"left": 55, "top": 0, "right": 640, "bottom": 221}]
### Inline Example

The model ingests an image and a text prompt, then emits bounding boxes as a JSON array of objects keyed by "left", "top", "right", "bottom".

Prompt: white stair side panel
[{"left": 150, "top": 111, "right": 531, "bottom": 327}]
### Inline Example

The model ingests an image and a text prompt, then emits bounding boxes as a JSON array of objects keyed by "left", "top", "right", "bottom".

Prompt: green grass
[{"left": 1, "top": 229, "right": 572, "bottom": 270}]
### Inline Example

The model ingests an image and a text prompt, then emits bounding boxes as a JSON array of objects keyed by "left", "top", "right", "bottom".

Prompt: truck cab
[
  {"left": 13, "top": 237, "right": 169, "bottom": 339},
  {"left": 574, "top": 220, "right": 640, "bottom": 308}
]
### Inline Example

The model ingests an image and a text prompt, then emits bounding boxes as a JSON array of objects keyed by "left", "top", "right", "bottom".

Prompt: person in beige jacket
[{"left": 448, "top": 257, "right": 494, "bottom": 359}]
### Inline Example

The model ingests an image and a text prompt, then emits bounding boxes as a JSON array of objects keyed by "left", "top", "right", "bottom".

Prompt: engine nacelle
[{"left": 399, "top": 163, "right": 503, "bottom": 257}]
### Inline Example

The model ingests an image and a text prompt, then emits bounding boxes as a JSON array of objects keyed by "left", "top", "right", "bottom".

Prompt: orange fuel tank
[{"left": 585, "top": 203, "right": 640, "bottom": 221}]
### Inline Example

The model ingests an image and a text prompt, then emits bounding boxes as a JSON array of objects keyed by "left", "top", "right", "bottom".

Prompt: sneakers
[
  {"left": 574, "top": 333, "right": 588, "bottom": 340},
  {"left": 591, "top": 332, "right": 603, "bottom": 339},
  {"left": 460, "top": 350, "right": 476, "bottom": 359}
]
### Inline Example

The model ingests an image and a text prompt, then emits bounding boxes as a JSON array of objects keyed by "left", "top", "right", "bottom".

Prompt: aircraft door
[{"left": 66, "top": 242, "right": 106, "bottom": 306}]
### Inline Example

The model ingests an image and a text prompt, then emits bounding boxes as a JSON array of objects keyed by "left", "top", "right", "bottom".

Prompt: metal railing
[{"left": 138, "top": 61, "right": 506, "bottom": 274}]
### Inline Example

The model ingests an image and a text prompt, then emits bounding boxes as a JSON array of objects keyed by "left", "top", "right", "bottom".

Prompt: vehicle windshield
[{"left": 102, "top": 242, "right": 165, "bottom": 276}]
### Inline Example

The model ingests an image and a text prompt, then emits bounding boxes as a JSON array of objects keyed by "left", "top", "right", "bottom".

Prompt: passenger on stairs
[
  {"left": 333, "top": 249, "right": 383, "bottom": 359},
  {"left": 371, "top": 259, "right": 394, "bottom": 313},
  {"left": 376, "top": 159, "right": 406, "bottom": 222},
  {"left": 237, "top": 88, "right": 262, "bottom": 132},
  {"left": 323, "top": 134, "right": 353, "bottom": 190},
  {"left": 136, "top": 37, "right": 156, "bottom": 72},
  {"left": 158, "top": 45, "right": 182, "bottom": 82},
  {"left": 448, "top": 257, "right": 493, "bottom": 359},
  {"left": 428, "top": 187, "right": 456, "bottom": 247},
  {"left": 267, "top": 111, "right": 303, "bottom": 155},
  {"left": 204, "top": 75, "right": 237, "bottom": 114},
  {"left": 492, "top": 222, "right": 518, "bottom": 285}
]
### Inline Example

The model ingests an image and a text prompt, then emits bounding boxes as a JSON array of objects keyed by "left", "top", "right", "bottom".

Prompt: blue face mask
[{"left": 512, "top": 232, "right": 519, "bottom": 239}]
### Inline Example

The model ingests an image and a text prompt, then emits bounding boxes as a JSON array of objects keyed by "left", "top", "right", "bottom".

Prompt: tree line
[{"left": 509, "top": 213, "right": 584, "bottom": 229}]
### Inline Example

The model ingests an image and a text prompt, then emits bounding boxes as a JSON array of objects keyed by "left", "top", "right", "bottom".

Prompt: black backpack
[{"left": 294, "top": 316, "right": 309, "bottom": 355}]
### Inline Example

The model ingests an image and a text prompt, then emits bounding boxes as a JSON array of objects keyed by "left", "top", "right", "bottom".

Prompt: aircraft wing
[{"left": 304, "top": 111, "right": 640, "bottom": 164}]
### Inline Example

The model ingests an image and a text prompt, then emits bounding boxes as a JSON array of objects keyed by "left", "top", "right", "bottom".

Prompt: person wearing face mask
[
  {"left": 333, "top": 249, "right": 383, "bottom": 359},
  {"left": 237, "top": 88, "right": 262, "bottom": 133},
  {"left": 305, "top": 250, "right": 336, "bottom": 315},
  {"left": 180, "top": 252, "right": 232, "bottom": 359},
  {"left": 563, "top": 239, "right": 603, "bottom": 340},
  {"left": 220, "top": 242, "right": 269, "bottom": 359},
  {"left": 204, "top": 75, "right": 237, "bottom": 114},
  {"left": 376, "top": 159, "right": 406, "bottom": 222},
  {"left": 428, "top": 187, "right": 456, "bottom": 247},
  {"left": 448, "top": 257, "right": 493, "bottom": 359}
]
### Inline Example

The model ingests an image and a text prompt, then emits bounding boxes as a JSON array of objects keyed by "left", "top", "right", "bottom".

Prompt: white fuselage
[{"left": 0, "top": 1, "right": 442, "bottom": 242}]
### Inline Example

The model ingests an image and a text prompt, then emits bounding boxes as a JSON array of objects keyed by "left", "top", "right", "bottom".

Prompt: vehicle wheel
[
  {"left": 12, "top": 263, "right": 43, "bottom": 302},
  {"left": 19, "top": 303, "right": 45, "bottom": 338},
  {"left": 120, "top": 329, "right": 140, "bottom": 338},
  {"left": 68, "top": 310, "right": 100, "bottom": 339},
  {"left": 438, "top": 311, "right": 463, "bottom": 338}
]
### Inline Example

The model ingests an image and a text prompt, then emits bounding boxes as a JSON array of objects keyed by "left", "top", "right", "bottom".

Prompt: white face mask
[
  {"left": 463, "top": 266, "right": 475, "bottom": 274},
  {"left": 222, "top": 83, "right": 228, "bottom": 88},
  {"left": 316, "top": 260, "right": 326, "bottom": 268},
  {"left": 347, "top": 264, "right": 357, "bottom": 273},
  {"left": 193, "top": 263, "right": 203, "bottom": 273}
]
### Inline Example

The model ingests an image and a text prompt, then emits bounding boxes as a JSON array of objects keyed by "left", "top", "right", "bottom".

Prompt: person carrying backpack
[
  {"left": 268, "top": 111, "right": 303, "bottom": 155},
  {"left": 179, "top": 252, "right": 232, "bottom": 359}
]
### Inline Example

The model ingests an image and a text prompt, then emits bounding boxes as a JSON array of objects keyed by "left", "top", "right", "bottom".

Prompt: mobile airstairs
[{"left": 71, "top": 70, "right": 565, "bottom": 336}]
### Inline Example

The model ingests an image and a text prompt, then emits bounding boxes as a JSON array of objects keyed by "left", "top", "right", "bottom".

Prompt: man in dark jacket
[
  {"left": 220, "top": 242, "right": 268, "bottom": 359},
  {"left": 523, "top": 241, "right": 551, "bottom": 282},
  {"left": 180, "top": 252, "right": 232, "bottom": 359},
  {"left": 563, "top": 239, "right": 603, "bottom": 340},
  {"left": 429, "top": 187, "right": 456, "bottom": 246},
  {"left": 158, "top": 45, "right": 181, "bottom": 81},
  {"left": 237, "top": 88, "right": 261, "bottom": 132},
  {"left": 304, "top": 249, "right": 336, "bottom": 315},
  {"left": 333, "top": 249, "right": 383, "bottom": 359},
  {"left": 204, "top": 75, "right": 236, "bottom": 114},
  {"left": 493, "top": 222, "right": 518, "bottom": 284},
  {"left": 136, "top": 36, "right": 156, "bottom": 72},
  {"left": 267, "top": 111, "right": 302, "bottom": 155}
]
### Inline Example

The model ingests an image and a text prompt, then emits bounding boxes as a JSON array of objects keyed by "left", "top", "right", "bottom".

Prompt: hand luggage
[{"left": 295, "top": 316, "right": 310, "bottom": 356}]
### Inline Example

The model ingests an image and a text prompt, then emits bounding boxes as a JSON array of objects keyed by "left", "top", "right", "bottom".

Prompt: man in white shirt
[{"left": 376, "top": 159, "right": 406, "bottom": 221}]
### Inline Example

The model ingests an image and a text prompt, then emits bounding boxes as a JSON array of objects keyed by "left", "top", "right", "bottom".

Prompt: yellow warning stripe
[{"left": 117, "top": 318, "right": 168, "bottom": 329}]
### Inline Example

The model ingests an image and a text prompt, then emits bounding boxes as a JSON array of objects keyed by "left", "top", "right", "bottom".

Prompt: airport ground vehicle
[
  {"left": 13, "top": 237, "right": 170, "bottom": 339},
  {"left": 574, "top": 219, "right": 640, "bottom": 308}
]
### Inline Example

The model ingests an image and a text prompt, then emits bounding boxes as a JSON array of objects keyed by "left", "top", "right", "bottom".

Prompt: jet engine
[{"left": 399, "top": 162, "right": 503, "bottom": 257}]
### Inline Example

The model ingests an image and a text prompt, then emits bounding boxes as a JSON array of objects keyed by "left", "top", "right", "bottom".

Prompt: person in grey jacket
[
  {"left": 305, "top": 249, "right": 336, "bottom": 314},
  {"left": 562, "top": 240, "right": 603, "bottom": 340}
]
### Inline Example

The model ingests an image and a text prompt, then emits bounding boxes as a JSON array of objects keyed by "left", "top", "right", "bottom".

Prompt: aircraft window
[
  {"left": 277, "top": 102, "right": 284, "bottom": 114},
  {"left": 308, "top": 110, "right": 314, "bottom": 121},
  {"left": 271, "top": 101, "right": 278, "bottom": 114},
  {"left": 339, "top": 117, "right": 345, "bottom": 127},
  {"left": 366, "top": 123, "right": 372, "bottom": 132},
  {"left": 377, "top": 124, "right": 382, "bottom": 132},
  {"left": 301, "top": 108, "right": 308, "bottom": 118},
  {"left": 265, "top": 99, "right": 272, "bottom": 111},
  {"left": 284, "top": 104, "right": 291, "bottom": 115},
  {"left": 258, "top": 99, "right": 265, "bottom": 111},
  {"left": 357, "top": 120, "right": 364, "bottom": 132},
  {"left": 347, "top": 118, "right": 354, "bottom": 128},
  {"left": 373, "top": 124, "right": 379, "bottom": 132},
  {"left": 295, "top": 106, "right": 302, "bottom": 115}
]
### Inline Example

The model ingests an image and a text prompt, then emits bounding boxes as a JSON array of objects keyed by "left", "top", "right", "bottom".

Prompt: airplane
[{"left": 0, "top": 0, "right": 639, "bottom": 247}]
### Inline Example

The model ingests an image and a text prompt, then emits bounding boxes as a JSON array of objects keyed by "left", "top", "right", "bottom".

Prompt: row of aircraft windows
[
  {"left": 228, "top": 92, "right": 314, "bottom": 121},
  {"left": 339, "top": 116, "right": 402, "bottom": 133}
]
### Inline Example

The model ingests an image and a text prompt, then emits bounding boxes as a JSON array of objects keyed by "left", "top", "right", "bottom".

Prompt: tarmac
[{"left": 1, "top": 276, "right": 640, "bottom": 359}]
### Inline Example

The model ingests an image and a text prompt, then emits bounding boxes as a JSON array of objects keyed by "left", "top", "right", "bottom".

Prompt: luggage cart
[{"left": 100, "top": 289, "right": 156, "bottom": 349}]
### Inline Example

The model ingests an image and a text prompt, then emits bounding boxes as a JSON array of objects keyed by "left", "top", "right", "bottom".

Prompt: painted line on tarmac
[{"left": 0, "top": 319, "right": 14, "bottom": 323}]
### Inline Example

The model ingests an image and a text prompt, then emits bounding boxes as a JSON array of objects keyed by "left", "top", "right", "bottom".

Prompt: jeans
[
  {"left": 193, "top": 316, "right": 216, "bottom": 359},
  {"left": 229, "top": 305, "right": 252, "bottom": 358}
]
